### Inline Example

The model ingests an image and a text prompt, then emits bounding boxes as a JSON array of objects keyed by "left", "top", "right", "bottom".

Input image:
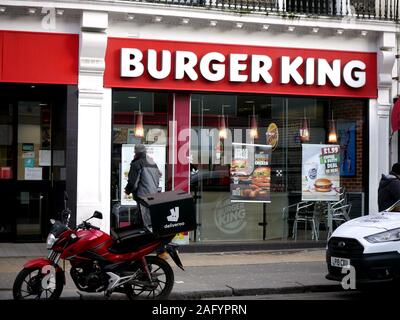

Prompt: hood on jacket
[{"left": 379, "top": 173, "right": 399, "bottom": 189}]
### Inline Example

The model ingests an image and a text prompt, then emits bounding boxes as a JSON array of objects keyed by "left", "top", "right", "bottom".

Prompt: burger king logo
[
  {"left": 266, "top": 123, "right": 279, "bottom": 150},
  {"left": 214, "top": 197, "right": 247, "bottom": 234}
]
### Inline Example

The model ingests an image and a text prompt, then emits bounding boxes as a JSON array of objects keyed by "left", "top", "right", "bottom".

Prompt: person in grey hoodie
[
  {"left": 124, "top": 144, "right": 161, "bottom": 230},
  {"left": 378, "top": 163, "right": 400, "bottom": 211}
]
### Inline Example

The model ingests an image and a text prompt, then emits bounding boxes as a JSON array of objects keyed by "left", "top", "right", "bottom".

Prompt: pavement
[{"left": 0, "top": 243, "right": 341, "bottom": 300}]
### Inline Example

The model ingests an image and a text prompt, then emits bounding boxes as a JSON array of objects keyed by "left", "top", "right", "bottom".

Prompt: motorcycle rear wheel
[
  {"left": 125, "top": 255, "right": 174, "bottom": 300},
  {"left": 13, "top": 267, "right": 64, "bottom": 300}
]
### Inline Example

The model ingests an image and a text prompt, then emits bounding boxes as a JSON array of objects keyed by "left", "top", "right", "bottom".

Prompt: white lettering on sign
[
  {"left": 305, "top": 58, "right": 315, "bottom": 85},
  {"left": 281, "top": 56, "right": 304, "bottom": 85},
  {"left": 175, "top": 51, "right": 198, "bottom": 80},
  {"left": 147, "top": 49, "right": 171, "bottom": 80},
  {"left": 121, "top": 48, "right": 144, "bottom": 77},
  {"left": 200, "top": 52, "right": 226, "bottom": 81},
  {"left": 343, "top": 60, "right": 366, "bottom": 88},
  {"left": 229, "top": 54, "right": 248, "bottom": 82},
  {"left": 317, "top": 59, "right": 341, "bottom": 87},
  {"left": 250, "top": 55, "right": 273, "bottom": 83},
  {"left": 120, "top": 48, "right": 368, "bottom": 89}
]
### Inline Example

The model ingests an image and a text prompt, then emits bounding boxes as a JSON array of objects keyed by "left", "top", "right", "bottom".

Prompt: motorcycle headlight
[
  {"left": 46, "top": 233, "right": 57, "bottom": 249},
  {"left": 365, "top": 228, "right": 400, "bottom": 243}
]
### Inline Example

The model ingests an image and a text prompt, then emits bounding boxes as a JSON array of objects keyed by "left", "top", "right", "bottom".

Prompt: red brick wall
[{"left": 332, "top": 100, "right": 366, "bottom": 192}]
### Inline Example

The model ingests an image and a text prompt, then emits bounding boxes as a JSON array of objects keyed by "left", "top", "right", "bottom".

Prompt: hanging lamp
[
  {"left": 328, "top": 106, "right": 337, "bottom": 143},
  {"left": 250, "top": 104, "right": 258, "bottom": 139},
  {"left": 219, "top": 114, "right": 227, "bottom": 140},
  {"left": 134, "top": 101, "right": 144, "bottom": 138},
  {"left": 219, "top": 105, "right": 229, "bottom": 140},
  {"left": 328, "top": 118, "right": 338, "bottom": 143},
  {"left": 300, "top": 109, "right": 310, "bottom": 143}
]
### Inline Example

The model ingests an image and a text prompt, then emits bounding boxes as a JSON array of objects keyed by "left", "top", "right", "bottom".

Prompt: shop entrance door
[{"left": 0, "top": 85, "right": 67, "bottom": 242}]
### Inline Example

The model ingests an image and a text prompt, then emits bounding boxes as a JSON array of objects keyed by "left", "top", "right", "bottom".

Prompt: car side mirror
[{"left": 93, "top": 211, "right": 103, "bottom": 220}]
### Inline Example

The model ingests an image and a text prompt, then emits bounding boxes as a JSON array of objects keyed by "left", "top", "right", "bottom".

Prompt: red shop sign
[{"left": 104, "top": 38, "right": 377, "bottom": 98}]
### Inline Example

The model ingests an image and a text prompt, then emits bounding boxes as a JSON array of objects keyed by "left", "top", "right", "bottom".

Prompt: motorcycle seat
[
  {"left": 109, "top": 226, "right": 158, "bottom": 254},
  {"left": 111, "top": 226, "right": 150, "bottom": 243}
]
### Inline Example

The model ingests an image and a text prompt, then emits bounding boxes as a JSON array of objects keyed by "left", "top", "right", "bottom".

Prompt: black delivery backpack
[{"left": 137, "top": 190, "right": 196, "bottom": 237}]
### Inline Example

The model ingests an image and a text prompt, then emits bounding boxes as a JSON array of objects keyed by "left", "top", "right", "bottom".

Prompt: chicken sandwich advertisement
[
  {"left": 302, "top": 144, "right": 341, "bottom": 201},
  {"left": 230, "top": 143, "right": 271, "bottom": 203}
]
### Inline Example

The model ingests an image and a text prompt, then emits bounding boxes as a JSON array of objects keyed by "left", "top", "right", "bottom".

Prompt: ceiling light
[
  {"left": 337, "top": 29, "right": 344, "bottom": 35},
  {"left": 134, "top": 111, "right": 144, "bottom": 138},
  {"left": 235, "top": 22, "right": 243, "bottom": 29},
  {"left": 250, "top": 115, "right": 258, "bottom": 139},
  {"left": 56, "top": 9, "right": 64, "bottom": 16},
  {"left": 262, "top": 24, "right": 269, "bottom": 30},
  {"left": 0, "top": 7, "right": 6, "bottom": 13},
  {"left": 288, "top": 26, "right": 295, "bottom": 32},
  {"left": 312, "top": 27, "right": 319, "bottom": 33},
  {"left": 219, "top": 115, "right": 228, "bottom": 140},
  {"left": 300, "top": 109, "right": 310, "bottom": 143},
  {"left": 181, "top": 18, "right": 190, "bottom": 25},
  {"left": 210, "top": 20, "right": 218, "bottom": 27},
  {"left": 28, "top": 8, "right": 37, "bottom": 15},
  {"left": 328, "top": 119, "right": 338, "bottom": 143},
  {"left": 361, "top": 30, "right": 368, "bottom": 37}
]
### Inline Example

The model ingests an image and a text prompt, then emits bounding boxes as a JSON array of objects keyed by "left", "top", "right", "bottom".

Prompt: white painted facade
[{"left": 0, "top": 0, "right": 399, "bottom": 232}]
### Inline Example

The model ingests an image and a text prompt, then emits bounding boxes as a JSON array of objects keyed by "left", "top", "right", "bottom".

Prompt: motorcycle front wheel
[
  {"left": 13, "top": 267, "right": 64, "bottom": 300},
  {"left": 125, "top": 255, "right": 174, "bottom": 300}
]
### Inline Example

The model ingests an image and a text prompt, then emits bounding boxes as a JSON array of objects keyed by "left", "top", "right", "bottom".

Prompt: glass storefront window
[
  {"left": 0, "top": 101, "right": 13, "bottom": 180},
  {"left": 17, "top": 102, "right": 52, "bottom": 181},
  {"left": 190, "top": 94, "right": 367, "bottom": 242},
  {"left": 0, "top": 84, "right": 69, "bottom": 241},
  {"left": 111, "top": 90, "right": 170, "bottom": 229}
]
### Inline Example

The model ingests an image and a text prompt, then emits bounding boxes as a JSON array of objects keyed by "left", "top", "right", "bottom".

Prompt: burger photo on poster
[
  {"left": 252, "top": 167, "right": 271, "bottom": 188},
  {"left": 314, "top": 178, "right": 333, "bottom": 192},
  {"left": 231, "top": 159, "right": 249, "bottom": 176}
]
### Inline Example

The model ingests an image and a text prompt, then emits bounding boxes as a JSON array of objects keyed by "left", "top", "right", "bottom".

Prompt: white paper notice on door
[
  {"left": 39, "top": 150, "right": 51, "bottom": 166},
  {"left": 25, "top": 167, "right": 42, "bottom": 180}
]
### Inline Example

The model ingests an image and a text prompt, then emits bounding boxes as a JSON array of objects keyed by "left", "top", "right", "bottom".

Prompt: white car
[{"left": 326, "top": 200, "right": 400, "bottom": 285}]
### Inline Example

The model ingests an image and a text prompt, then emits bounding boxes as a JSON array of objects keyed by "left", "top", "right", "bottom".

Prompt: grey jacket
[
  {"left": 378, "top": 172, "right": 400, "bottom": 211},
  {"left": 125, "top": 153, "right": 161, "bottom": 198}
]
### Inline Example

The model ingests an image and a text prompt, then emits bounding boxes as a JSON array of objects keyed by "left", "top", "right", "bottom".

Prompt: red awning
[{"left": 391, "top": 99, "right": 400, "bottom": 132}]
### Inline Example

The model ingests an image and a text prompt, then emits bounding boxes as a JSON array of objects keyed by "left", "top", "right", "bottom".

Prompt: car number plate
[{"left": 330, "top": 257, "right": 350, "bottom": 268}]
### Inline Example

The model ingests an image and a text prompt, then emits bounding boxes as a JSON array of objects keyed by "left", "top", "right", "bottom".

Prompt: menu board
[
  {"left": 230, "top": 143, "right": 272, "bottom": 203},
  {"left": 302, "top": 144, "right": 341, "bottom": 201},
  {"left": 121, "top": 144, "right": 166, "bottom": 206}
]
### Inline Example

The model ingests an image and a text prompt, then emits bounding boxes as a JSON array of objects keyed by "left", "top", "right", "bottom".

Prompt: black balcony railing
[{"left": 132, "top": 0, "right": 400, "bottom": 21}]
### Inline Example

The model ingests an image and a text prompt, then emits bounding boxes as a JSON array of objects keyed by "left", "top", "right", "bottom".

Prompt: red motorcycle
[{"left": 12, "top": 197, "right": 184, "bottom": 300}]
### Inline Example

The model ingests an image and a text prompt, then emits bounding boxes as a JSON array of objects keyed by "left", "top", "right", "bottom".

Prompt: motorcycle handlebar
[{"left": 76, "top": 221, "right": 100, "bottom": 231}]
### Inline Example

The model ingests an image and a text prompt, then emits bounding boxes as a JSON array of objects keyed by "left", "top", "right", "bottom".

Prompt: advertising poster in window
[
  {"left": 121, "top": 144, "right": 166, "bottom": 206},
  {"left": 302, "top": 144, "right": 341, "bottom": 201},
  {"left": 338, "top": 121, "right": 356, "bottom": 177},
  {"left": 230, "top": 143, "right": 271, "bottom": 203}
]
